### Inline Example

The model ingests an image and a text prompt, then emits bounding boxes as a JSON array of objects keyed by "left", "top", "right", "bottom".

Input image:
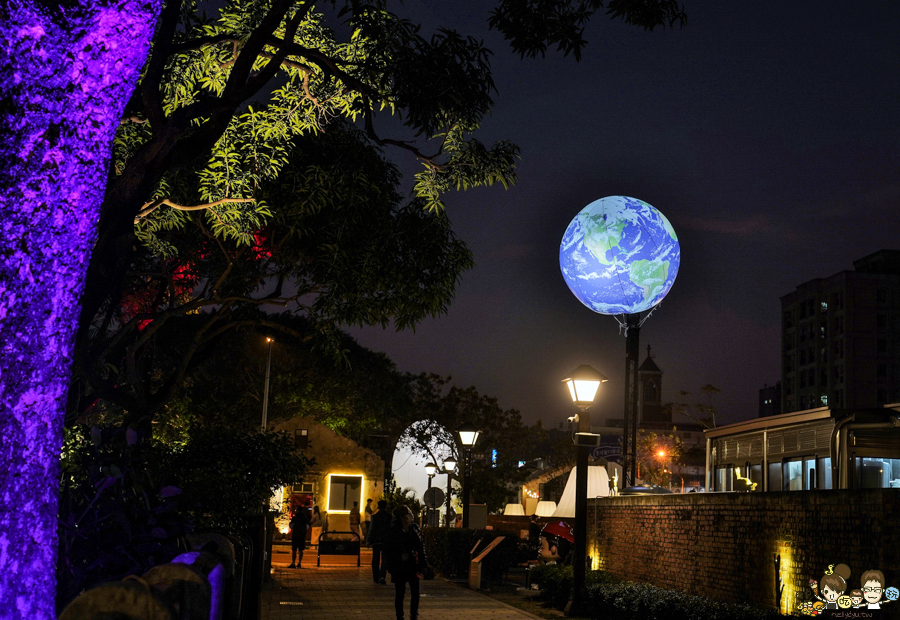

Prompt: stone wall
[{"left": 587, "top": 490, "right": 900, "bottom": 614}]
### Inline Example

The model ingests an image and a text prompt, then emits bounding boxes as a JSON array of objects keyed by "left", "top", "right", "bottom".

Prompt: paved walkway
[{"left": 261, "top": 545, "right": 544, "bottom": 620}]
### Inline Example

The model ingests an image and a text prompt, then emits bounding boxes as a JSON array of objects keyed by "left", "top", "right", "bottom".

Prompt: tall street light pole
[
  {"left": 425, "top": 462, "right": 437, "bottom": 527},
  {"left": 456, "top": 423, "right": 480, "bottom": 529},
  {"left": 562, "top": 365, "right": 608, "bottom": 616},
  {"left": 443, "top": 457, "right": 457, "bottom": 527},
  {"left": 261, "top": 336, "right": 274, "bottom": 432}
]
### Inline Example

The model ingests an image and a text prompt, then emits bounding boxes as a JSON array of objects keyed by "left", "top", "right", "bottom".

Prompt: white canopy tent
[{"left": 551, "top": 465, "right": 615, "bottom": 518}]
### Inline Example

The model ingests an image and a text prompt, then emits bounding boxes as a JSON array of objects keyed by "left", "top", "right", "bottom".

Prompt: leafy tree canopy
[
  {"left": 72, "top": 123, "right": 471, "bottom": 427},
  {"left": 79, "top": 0, "right": 688, "bottom": 352},
  {"left": 396, "top": 374, "right": 542, "bottom": 512},
  {"left": 635, "top": 426, "right": 682, "bottom": 487}
]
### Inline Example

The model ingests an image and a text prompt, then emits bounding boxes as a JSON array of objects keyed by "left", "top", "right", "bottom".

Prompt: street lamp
[
  {"left": 561, "top": 365, "right": 608, "bottom": 616},
  {"left": 425, "top": 462, "right": 437, "bottom": 526},
  {"left": 442, "top": 457, "right": 457, "bottom": 527},
  {"left": 456, "top": 422, "right": 480, "bottom": 529},
  {"left": 261, "top": 336, "right": 274, "bottom": 431}
]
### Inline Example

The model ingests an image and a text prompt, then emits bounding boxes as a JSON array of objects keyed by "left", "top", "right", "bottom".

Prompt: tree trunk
[{"left": 0, "top": 1, "right": 161, "bottom": 616}]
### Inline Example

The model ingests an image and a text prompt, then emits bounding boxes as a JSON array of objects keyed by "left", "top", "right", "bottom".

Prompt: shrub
[
  {"left": 527, "top": 564, "right": 786, "bottom": 620},
  {"left": 423, "top": 528, "right": 475, "bottom": 578},
  {"left": 422, "top": 529, "right": 520, "bottom": 582}
]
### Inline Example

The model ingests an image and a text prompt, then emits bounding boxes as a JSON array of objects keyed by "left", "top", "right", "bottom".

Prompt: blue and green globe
[{"left": 559, "top": 196, "right": 680, "bottom": 315}]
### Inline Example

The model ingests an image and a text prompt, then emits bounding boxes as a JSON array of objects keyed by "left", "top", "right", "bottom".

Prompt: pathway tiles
[{"left": 262, "top": 547, "right": 545, "bottom": 620}]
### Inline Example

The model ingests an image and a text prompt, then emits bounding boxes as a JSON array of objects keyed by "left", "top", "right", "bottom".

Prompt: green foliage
[
  {"left": 396, "top": 374, "right": 535, "bottom": 513},
  {"left": 57, "top": 425, "right": 189, "bottom": 611},
  {"left": 56, "top": 422, "right": 311, "bottom": 609},
  {"left": 422, "top": 528, "right": 519, "bottom": 583},
  {"left": 173, "top": 426, "right": 313, "bottom": 531},
  {"left": 635, "top": 427, "right": 683, "bottom": 487},
  {"left": 488, "top": 0, "right": 687, "bottom": 61},
  {"left": 74, "top": 122, "right": 476, "bottom": 426},
  {"left": 380, "top": 476, "right": 424, "bottom": 517},
  {"left": 527, "top": 564, "right": 786, "bottom": 620}
]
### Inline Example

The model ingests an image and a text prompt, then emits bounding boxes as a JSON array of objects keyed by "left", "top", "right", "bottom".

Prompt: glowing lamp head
[
  {"left": 443, "top": 457, "right": 457, "bottom": 472},
  {"left": 456, "top": 422, "right": 480, "bottom": 447},
  {"left": 534, "top": 500, "right": 558, "bottom": 517},
  {"left": 562, "top": 365, "right": 608, "bottom": 408},
  {"left": 504, "top": 503, "right": 525, "bottom": 516},
  {"left": 425, "top": 462, "right": 438, "bottom": 477},
  {"left": 657, "top": 450, "right": 666, "bottom": 459}
]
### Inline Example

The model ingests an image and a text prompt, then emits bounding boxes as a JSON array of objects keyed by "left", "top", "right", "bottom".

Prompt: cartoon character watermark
[{"left": 799, "top": 564, "right": 896, "bottom": 616}]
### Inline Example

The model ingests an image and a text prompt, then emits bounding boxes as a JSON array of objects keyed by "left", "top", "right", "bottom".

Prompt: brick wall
[{"left": 587, "top": 490, "right": 900, "bottom": 614}]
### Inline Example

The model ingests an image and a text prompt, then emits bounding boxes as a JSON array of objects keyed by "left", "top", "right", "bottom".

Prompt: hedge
[
  {"left": 528, "top": 564, "right": 787, "bottom": 620},
  {"left": 422, "top": 529, "right": 521, "bottom": 583}
]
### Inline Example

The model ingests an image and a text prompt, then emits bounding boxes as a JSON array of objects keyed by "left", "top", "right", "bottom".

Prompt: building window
[
  {"left": 715, "top": 466, "right": 733, "bottom": 492},
  {"left": 820, "top": 325, "right": 826, "bottom": 339},
  {"left": 784, "top": 460, "right": 803, "bottom": 490},
  {"left": 768, "top": 462, "right": 782, "bottom": 491},
  {"left": 854, "top": 458, "right": 900, "bottom": 489},
  {"left": 327, "top": 475, "right": 363, "bottom": 512},
  {"left": 817, "top": 457, "right": 833, "bottom": 490},
  {"left": 878, "top": 364, "right": 888, "bottom": 378},
  {"left": 294, "top": 429, "right": 309, "bottom": 450},
  {"left": 820, "top": 394, "right": 828, "bottom": 407},
  {"left": 878, "top": 339, "right": 887, "bottom": 354}
]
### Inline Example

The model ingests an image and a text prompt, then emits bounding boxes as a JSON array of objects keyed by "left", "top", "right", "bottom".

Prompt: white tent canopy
[{"left": 551, "top": 465, "right": 613, "bottom": 518}]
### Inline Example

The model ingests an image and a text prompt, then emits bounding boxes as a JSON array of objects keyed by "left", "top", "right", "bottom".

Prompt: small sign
[
  {"left": 591, "top": 446, "right": 623, "bottom": 459},
  {"left": 424, "top": 487, "right": 445, "bottom": 508}
]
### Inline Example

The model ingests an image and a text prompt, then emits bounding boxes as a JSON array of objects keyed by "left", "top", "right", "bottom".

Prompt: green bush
[
  {"left": 528, "top": 564, "right": 786, "bottom": 620},
  {"left": 422, "top": 529, "right": 520, "bottom": 582},
  {"left": 423, "top": 528, "right": 475, "bottom": 578}
]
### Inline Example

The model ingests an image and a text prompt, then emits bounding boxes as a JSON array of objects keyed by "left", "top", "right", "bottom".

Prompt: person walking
[
  {"left": 385, "top": 505, "right": 427, "bottom": 620},
  {"left": 363, "top": 498, "right": 374, "bottom": 542},
  {"left": 367, "top": 499, "right": 391, "bottom": 584},
  {"left": 288, "top": 506, "right": 310, "bottom": 568},
  {"left": 309, "top": 505, "right": 323, "bottom": 548},
  {"left": 349, "top": 500, "right": 362, "bottom": 540}
]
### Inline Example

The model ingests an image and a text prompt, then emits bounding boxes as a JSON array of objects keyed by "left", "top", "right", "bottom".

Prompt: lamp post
[
  {"left": 561, "top": 365, "right": 608, "bottom": 616},
  {"left": 443, "top": 457, "right": 457, "bottom": 527},
  {"left": 456, "top": 423, "right": 480, "bottom": 529},
  {"left": 425, "top": 462, "right": 437, "bottom": 527},
  {"left": 261, "top": 336, "right": 274, "bottom": 431}
]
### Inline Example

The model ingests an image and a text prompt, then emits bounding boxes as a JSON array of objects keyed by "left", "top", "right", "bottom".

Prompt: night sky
[{"left": 349, "top": 0, "right": 900, "bottom": 429}]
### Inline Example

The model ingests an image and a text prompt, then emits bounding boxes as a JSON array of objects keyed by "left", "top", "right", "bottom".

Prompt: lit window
[{"left": 327, "top": 475, "right": 362, "bottom": 512}]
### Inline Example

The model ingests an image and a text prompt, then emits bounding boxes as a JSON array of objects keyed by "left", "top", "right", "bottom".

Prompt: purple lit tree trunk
[{"left": 0, "top": 0, "right": 161, "bottom": 616}]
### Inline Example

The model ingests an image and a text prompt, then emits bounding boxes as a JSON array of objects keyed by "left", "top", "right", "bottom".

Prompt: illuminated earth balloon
[{"left": 560, "top": 195, "right": 680, "bottom": 315}]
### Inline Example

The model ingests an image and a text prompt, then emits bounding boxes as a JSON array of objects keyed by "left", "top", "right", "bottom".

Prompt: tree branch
[
  {"left": 135, "top": 197, "right": 256, "bottom": 222},
  {"left": 142, "top": 0, "right": 183, "bottom": 128}
]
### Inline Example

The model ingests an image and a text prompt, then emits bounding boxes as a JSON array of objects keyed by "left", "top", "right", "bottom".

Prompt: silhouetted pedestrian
[
  {"left": 367, "top": 499, "right": 391, "bottom": 583},
  {"left": 385, "top": 506, "right": 426, "bottom": 620}
]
